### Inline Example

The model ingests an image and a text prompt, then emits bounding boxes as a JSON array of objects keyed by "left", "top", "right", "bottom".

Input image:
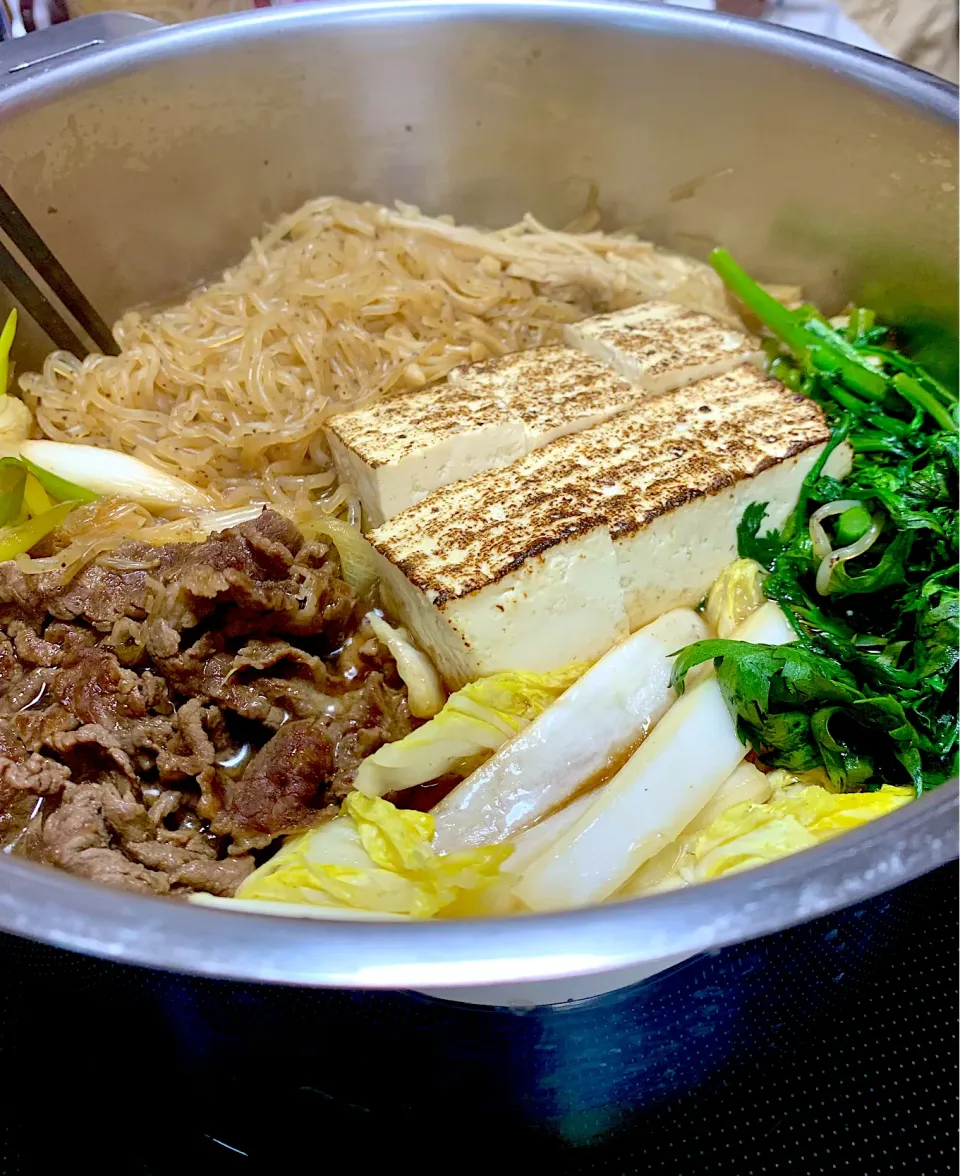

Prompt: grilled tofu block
[
  {"left": 326, "top": 346, "right": 636, "bottom": 526},
  {"left": 446, "top": 345, "right": 638, "bottom": 448},
  {"left": 325, "top": 384, "right": 527, "bottom": 529},
  {"left": 564, "top": 301, "right": 762, "bottom": 395},
  {"left": 562, "top": 366, "right": 851, "bottom": 629},
  {"left": 368, "top": 366, "right": 850, "bottom": 686},
  {"left": 370, "top": 480, "right": 631, "bottom": 689}
]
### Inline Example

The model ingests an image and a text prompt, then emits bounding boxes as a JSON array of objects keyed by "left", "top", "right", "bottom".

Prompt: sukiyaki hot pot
[{"left": 0, "top": 4, "right": 955, "bottom": 1010}]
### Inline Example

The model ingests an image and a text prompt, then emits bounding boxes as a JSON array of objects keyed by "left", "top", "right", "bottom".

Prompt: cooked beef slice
[
  {"left": 215, "top": 719, "right": 337, "bottom": 836},
  {"left": 0, "top": 511, "right": 412, "bottom": 898}
]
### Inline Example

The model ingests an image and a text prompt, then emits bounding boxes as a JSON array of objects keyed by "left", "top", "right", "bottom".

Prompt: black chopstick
[
  {"left": 0, "top": 236, "right": 89, "bottom": 356},
  {"left": 0, "top": 183, "right": 118, "bottom": 355}
]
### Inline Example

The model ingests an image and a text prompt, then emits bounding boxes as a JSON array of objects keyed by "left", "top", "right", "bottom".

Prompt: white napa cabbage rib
[
  {"left": 430, "top": 607, "right": 708, "bottom": 854},
  {"left": 513, "top": 602, "right": 796, "bottom": 912}
]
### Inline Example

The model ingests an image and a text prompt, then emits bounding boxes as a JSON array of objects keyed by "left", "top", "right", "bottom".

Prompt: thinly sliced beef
[
  {"left": 0, "top": 751, "right": 71, "bottom": 796},
  {"left": 42, "top": 782, "right": 170, "bottom": 895},
  {"left": 7, "top": 620, "right": 66, "bottom": 667},
  {"left": 14, "top": 705, "right": 79, "bottom": 751},
  {"left": 216, "top": 719, "right": 336, "bottom": 837},
  {"left": 52, "top": 647, "right": 152, "bottom": 728},
  {"left": 0, "top": 511, "right": 304, "bottom": 630},
  {"left": 0, "top": 664, "right": 51, "bottom": 713},
  {"left": 0, "top": 510, "right": 413, "bottom": 899}
]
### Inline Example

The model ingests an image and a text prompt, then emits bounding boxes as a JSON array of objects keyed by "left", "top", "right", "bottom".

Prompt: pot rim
[
  {"left": 0, "top": 2, "right": 957, "bottom": 117},
  {"left": 1, "top": 780, "right": 955, "bottom": 986},
  {"left": 0, "top": 1, "right": 956, "bottom": 988}
]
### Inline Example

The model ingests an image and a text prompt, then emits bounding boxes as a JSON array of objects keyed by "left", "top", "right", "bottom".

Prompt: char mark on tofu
[{"left": 0, "top": 511, "right": 413, "bottom": 897}]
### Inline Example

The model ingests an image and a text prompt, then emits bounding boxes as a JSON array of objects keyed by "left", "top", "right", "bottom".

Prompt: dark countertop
[{"left": 1, "top": 863, "right": 956, "bottom": 1175}]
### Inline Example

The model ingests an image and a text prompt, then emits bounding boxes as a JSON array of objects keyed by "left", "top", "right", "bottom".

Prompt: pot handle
[{"left": 0, "top": 12, "right": 160, "bottom": 91}]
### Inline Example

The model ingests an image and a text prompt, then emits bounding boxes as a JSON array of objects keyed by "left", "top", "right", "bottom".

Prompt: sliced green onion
[
  {"left": 22, "top": 471, "right": 53, "bottom": 516},
  {"left": 0, "top": 309, "right": 17, "bottom": 397},
  {"left": 0, "top": 499, "right": 75, "bottom": 562},
  {"left": 19, "top": 440, "right": 210, "bottom": 510},
  {"left": 0, "top": 460, "right": 26, "bottom": 527},
  {"left": 18, "top": 453, "right": 99, "bottom": 504},
  {"left": 835, "top": 504, "right": 873, "bottom": 547},
  {"left": 815, "top": 513, "right": 884, "bottom": 596}
]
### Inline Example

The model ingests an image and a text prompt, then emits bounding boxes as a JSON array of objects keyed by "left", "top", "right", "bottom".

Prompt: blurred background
[{"left": 2, "top": 0, "right": 958, "bottom": 83}]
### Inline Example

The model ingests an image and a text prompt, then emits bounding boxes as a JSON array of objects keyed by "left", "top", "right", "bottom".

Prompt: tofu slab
[
  {"left": 447, "top": 345, "right": 638, "bottom": 448},
  {"left": 563, "top": 301, "right": 762, "bottom": 395},
  {"left": 371, "top": 474, "right": 630, "bottom": 688},
  {"left": 327, "top": 346, "right": 636, "bottom": 525},
  {"left": 369, "top": 365, "right": 848, "bottom": 685},
  {"left": 325, "top": 384, "right": 526, "bottom": 528},
  {"left": 573, "top": 366, "right": 852, "bottom": 628}
]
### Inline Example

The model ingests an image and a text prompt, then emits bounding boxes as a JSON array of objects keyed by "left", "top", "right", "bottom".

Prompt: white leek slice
[
  {"left": 514, "top": 603, "right": 795, "bottom": 911},
  {"left": 19, "top": 439, "right": 213, "bottom": 510},
  {"left": 138, "top": 504, "right": 269, "bottom": 543},
  {"left": 431, "top": 608, "right": 708, "bottom": 854},
  {"left": 615, "top": 761, "right": 773, "bottom": 897},
  {"left": 502, "top": 790, "right": 599, "bottom": 876},
  {"left": 367, "top": 612, "right": 446, "bottom": 718}
]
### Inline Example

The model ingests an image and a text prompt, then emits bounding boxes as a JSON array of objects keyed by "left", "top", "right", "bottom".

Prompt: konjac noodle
[{"left": 20, "top": 198, "right": 744, "bottom": 523}]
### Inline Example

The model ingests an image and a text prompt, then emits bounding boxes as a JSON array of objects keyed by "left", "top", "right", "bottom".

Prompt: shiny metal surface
[
  {"left": 0, "top": 13, "right": 157, "bottom": 93},
  {"left": 0, "top": 3, "right": 956, "bottom": 987}
]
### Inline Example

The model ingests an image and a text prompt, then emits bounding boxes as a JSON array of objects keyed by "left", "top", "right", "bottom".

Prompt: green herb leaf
[
  {"left": 737, "top": 502, "right": 783, "bottom": 567},
  {"left": 681, "top": 255, "right": 960, "bottom": 794}
]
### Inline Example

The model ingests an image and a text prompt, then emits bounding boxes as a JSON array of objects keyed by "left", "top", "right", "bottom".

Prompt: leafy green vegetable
[
  {"left": 673, "top": 252, "right": 958, "bottom": 795},
  {"left": 737, "top": 503, "right": 782, "bottom": 567}
]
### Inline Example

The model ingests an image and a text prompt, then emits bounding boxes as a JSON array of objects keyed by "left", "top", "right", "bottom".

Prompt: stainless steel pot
[{"left": 0, "top": 1, "right": 956, "bottom": 994}]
